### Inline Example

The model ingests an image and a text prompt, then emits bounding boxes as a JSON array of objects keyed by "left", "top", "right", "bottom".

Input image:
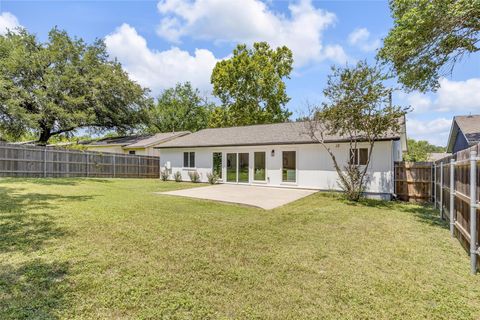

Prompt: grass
[{"left": 0, "top": 178, "right": 479, "bottom": 319}]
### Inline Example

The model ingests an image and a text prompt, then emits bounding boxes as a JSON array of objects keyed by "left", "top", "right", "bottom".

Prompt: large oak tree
[{"left": 0, "top": 28, "right": 151, "bottom": 144}]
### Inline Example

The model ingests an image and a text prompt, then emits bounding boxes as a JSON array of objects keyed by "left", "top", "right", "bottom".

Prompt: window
[
  {"left": 129, "top": 150, "right": 136, "bottom": 155},
  {"left": 183, "top": 152, "right": 195, "bottom": 168},
  {"left": 349, "top": 148, "right": 368, "bottom": 165},
  {"left": 254, "top": 152, "right": 266, "bottom": 181},
  {"left": 213, "top": 152, "right": 222, "bottom": 179},
  {"left": 282, "top": 151, "right": 296, "bottom": 182}
]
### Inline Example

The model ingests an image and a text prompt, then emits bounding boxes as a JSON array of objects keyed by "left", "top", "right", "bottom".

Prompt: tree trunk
[{"left": 37, "top": 127, "right": 51, "bottom": 146}]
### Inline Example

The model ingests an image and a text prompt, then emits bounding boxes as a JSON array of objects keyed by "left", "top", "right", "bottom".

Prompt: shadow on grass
[
  {"left": 0, "top": 185, "right": 94, "bottom": 318},
  {"left": 0, "top": 188, "right": 94, "bottom": 253},
  {"left": 0, "top": 260, "right": 69, "bottom": 320},
  {"left": 325, "top": 193, "right": 448, "bottom": 230},
  {"left": 0, "top": 178, "right": 113, "bottom": 186}
]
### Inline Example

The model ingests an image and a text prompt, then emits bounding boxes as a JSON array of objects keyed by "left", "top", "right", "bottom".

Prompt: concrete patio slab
[{"left": 157, "top": 184, "right": 317, "bottom": 210}]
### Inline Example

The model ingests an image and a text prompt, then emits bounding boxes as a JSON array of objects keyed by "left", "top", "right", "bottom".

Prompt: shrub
[
  {"left": 173, "top": 171, "right": 182, "bottom": 182},
  {"left": 160, "top": 170, "right": 169, "bottom": 181},
  {"left": 188, "top": 171, "right": 201, "bottom": 183},
  {"left": 207, "top": 172, "right": 219, "bottom": 185}
]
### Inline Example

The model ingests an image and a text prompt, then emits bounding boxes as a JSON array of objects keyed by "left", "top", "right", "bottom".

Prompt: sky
[{"left": 0, "top": 0, "right": 479, "bottom": 146}]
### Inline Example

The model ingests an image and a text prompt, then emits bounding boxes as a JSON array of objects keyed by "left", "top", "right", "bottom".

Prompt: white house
[
  {"left": 82, "top": 132, "right": 189, "bottom": 156},
  {"left": 156, "top": 121, "right": 407, "bottom": 200}
]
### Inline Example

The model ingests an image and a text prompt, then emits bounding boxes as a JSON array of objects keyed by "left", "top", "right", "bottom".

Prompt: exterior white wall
[
  {"left": 159, "top": 140, "right": 398, "bottom": 197},
  {"left": 85, "top": 145, "right": 160, "bottom": 156},
  {"left": 123, "top": 147, "right": 160, "bottom": 157},
  {"left": 85, "top": 145, "right": 125, "bottom": 154}
]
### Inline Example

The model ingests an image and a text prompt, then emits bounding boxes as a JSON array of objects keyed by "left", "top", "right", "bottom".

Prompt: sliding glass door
[
  {"left": 226, "top": 153, "right": 237, "bottom": 182},
  {"left": 238, "top": 153, "right": 249, "bottom": 183},
  {"left": 226, "top": 152, "right": 250, "bottom": 183}
]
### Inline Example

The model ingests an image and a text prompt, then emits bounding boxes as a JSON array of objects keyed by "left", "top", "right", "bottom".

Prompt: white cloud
[
  {"left": 347, "top": 27, "right": 380, "bottom": 52},
  {"left": 322, "top": 44, "right": 349, "bottom": 64},
  {"left": 402, "top": 92, "right": 433, "bottom": 114},
  {"left": 406, "top": 117, "right": 452, "bottom": 146},
  {"left": 0, "top": 12, "right": 21, "bottom": 35},
  {"left": 156, "top": 0, "right": 346, "bottom": 67},
  {"left": 105, "top": 23, "right": 221, "bottom": 96},
  {"left": 435, "top": 78, "right": 480, "bottom": 112},
  {"left": 400, "top": 77, "right": 480, "bottom": 114}
]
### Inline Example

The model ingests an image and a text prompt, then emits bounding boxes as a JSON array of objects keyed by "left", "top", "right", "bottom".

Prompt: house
[
  {"left": 427, "top": 152, "right": 450, "bottom": 162},
  {"left": 82, "top": 132, "right": 190, "bottom": 156},
  {"left": 446, "top": 115, "right": 480, "bottom": 153},
  {"left": 155, "top": 121, "right": 407, "bottom": 200}
]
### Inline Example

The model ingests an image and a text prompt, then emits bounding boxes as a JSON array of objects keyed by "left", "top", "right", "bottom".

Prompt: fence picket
[{"left": 0, "top": 142, "right": 159, "bottom": 179}]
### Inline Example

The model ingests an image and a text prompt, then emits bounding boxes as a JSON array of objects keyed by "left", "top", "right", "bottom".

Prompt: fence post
[
  {"left": 113, "top": 154, "right": 116, "bottom": 178},
  {"left": 470, "top": 150, "right": 478, "bottom": 274},
  {"left": 433, "top": 164, "right": 437, "bottom": 209},
  {"left": 450, "top": 159, "right": 455, "bottom": 237},
  {"left": 440, "top": 162, "right": 444, "bottom": 218},
  {"left": 43, "top": 147, "right": 47, "bottom": 178},
  {"left": 86, "top": 153, "right": 89, "bottom": 177},
  {"left": 159, "top": 156, "right": 161, "bottom": 179}
]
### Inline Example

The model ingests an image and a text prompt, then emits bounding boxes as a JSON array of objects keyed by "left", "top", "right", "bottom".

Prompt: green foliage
[
  {"left": 187, "top": 171, "right": 201, "bottom": 183},
  {"left": 147, "top": 82, "right": 213, "bottom": 133},
  {"left": 0, "top": 28, "right": 152, "bottom": 144},
  {"left": 160, "top": 170, "right": 169, "bottom": 181},
  {"left": 404, "top": 139, "right": 446, "bottom": 162},
  {"left": 378, "top": 0, "right": 480, "bottom": 92},
  {"left": 173, "top": 171, "right": 182, "bottom": 182},
  {"left": 206, "top": 172, "right": 219, "bottom": 185},
  {"left": 306, "top": 61, "right": 409, "bottom": 201},
  {"left": 210, "top": 42, "right": 293, "bottom": 127}
]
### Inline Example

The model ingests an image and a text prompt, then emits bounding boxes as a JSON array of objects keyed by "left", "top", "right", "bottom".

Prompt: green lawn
[{"left": 1, "top": 178, "right": 479, "bottom": 319}]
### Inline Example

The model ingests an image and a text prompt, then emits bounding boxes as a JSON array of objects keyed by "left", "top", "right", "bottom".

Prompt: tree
[
  {"left": 210, "top": 42, "right": 293, "bottom": 127},
  {"left": 147, "top": 82, "right": 213, "bottom": 133},
  {"left": 403, "top": 139, "right": 446, "bottom": 162},
  {"left": 378, "top": 0, "right": 480, "bottom": 92},
  {"left": 304, "top": 61, "right": 409, "bottom": 201},
  {"left": 0, "top": 28, "right": 151, "bottom": 145}
]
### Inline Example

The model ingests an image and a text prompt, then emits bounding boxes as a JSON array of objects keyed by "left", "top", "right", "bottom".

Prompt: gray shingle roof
[
  {"left": 455, "top": 115, "right": 480, "bottom": 145},
  {"left": 82, "top": 131, "right": 190, "bottom": 148},
  {"left": 155, "top": 121, "right": 403, "bottom": 149}
]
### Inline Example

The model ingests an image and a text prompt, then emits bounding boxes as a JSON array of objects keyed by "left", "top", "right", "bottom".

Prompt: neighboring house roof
[
  {"left": 82, "top": 131, "right": 190, "bottom": 148},
  {"left": 155, "top": 120, "right": 406, "bottom": 149},
  {"left": 427, "top": 152, "right": 450, "bottom": 162},
  {"left": 446, "top": 115, "right": 480, "bottom": 153}
]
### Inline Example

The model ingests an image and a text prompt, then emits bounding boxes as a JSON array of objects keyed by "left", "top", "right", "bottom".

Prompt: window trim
[
  {"left": 349, "top": 148, "right": 369, "bottom": 166},
  {"left": 183, "top": 151, "right": 196, "bottom": 168}
]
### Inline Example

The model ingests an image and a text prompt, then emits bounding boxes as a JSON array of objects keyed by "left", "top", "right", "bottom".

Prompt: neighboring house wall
[
  {"left": 452, "top": 132, "right": 470, "bottom": 154},
  {"left": 160, "top": 140, "right": 400, "bottom": 198},
  {"left": 84, "top": 145, "right": 160, "bottom": 156},
  {"left": 122, "top": 147, "right": 160, "bottom": 157},
  {"left": 84, "top": 145, "right": 125, "bottom": 154}
]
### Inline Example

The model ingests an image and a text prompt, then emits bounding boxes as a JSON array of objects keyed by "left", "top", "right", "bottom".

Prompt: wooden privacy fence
[
  {"left": 0, "top": 142, "right": 160, "bottom": 178},
  {"left": 431, "top": 143, "right": 480, "bottom": 274},
  {"left": 394, "top": 162, "right": 434, "bottom": 202}
]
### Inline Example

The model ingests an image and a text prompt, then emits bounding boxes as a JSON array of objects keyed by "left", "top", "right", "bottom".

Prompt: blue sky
[{"left": 1, "top": 0, "right": 479, "bottom": 146}]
